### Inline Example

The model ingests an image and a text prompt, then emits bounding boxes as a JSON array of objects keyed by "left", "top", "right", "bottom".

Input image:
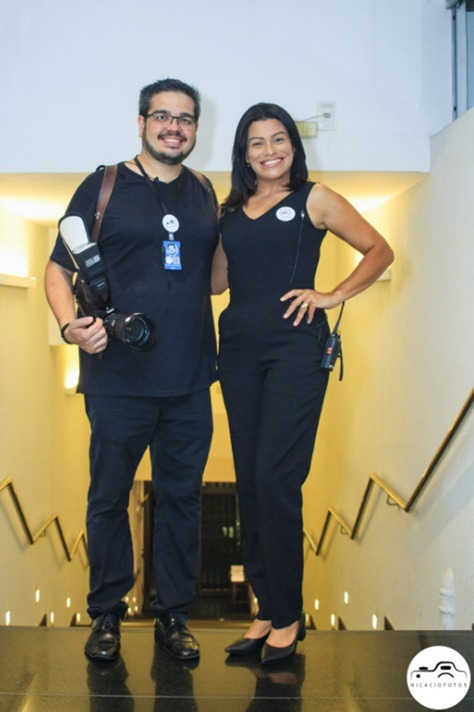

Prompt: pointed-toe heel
[
  {"left": 225, "top": 633, "right": 269, "bottom": 656},
  {"left": 260, "top": 613, "right": 306, "bottom": 666}
]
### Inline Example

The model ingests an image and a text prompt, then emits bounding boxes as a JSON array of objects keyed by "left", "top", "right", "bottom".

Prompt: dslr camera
[{"left": 58, "top": 215, "right": 154, "bottom": 351}]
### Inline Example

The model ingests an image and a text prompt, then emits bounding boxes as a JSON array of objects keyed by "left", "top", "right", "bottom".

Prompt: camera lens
[
  {"left": 104, "top": 311, "right": 155, "bottom": 351},
  {"left": 122, "top": 314, "right": 154, "bottom": 350}
]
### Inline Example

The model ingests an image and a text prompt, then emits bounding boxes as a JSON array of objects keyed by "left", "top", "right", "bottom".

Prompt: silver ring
[{"left": 300, "top": 302, "right": 308, "bottom": 309}]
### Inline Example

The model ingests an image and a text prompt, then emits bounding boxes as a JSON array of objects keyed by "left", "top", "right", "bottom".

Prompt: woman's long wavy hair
[{"left": 221, "top": 103, "right": 308, "bottom": 213}]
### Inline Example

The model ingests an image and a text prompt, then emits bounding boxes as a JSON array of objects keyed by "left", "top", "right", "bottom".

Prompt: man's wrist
[{"left": 60, "top": 322, "right": 72, "bottom": 344}]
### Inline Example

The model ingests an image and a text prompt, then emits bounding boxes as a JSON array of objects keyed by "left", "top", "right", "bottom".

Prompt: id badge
[{"left": 162, "top": 240, "right": 182, "bottom": 270}]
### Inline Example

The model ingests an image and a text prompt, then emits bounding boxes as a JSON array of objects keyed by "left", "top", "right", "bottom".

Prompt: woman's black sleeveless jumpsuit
[{"left": 218, "top": 182, "right": 331, "bottom": 628}]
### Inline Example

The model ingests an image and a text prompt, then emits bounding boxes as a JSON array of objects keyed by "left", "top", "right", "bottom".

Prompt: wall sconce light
[
  {"left": 296, "top": 103, "right": 337, "bottom": 139},
  {"left": 64, "top": 372, "right": 79, "bottom": 395},
  {"left": 64, "top": 351, "right": 79, "bottom": 395},
  {"left": 295, "top": 120, "right": 319, "bottom": 138}
]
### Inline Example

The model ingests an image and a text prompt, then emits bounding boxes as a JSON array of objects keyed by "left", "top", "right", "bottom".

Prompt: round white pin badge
[
  {"left": 162, "top": 214, "right": 180, "bottom": 233},
  {"left": 276, "top": 206, "right": 296, "bottom": 222}
]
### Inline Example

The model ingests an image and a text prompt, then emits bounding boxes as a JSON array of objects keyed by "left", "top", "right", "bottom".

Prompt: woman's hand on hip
[{"left": 280, "top": 289, "right": 342, "bottom": 326}]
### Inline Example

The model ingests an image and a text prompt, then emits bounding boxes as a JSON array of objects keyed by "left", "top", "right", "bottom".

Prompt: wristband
[{"left": 60, "top": 322, "right": 72, "bottom": 344}]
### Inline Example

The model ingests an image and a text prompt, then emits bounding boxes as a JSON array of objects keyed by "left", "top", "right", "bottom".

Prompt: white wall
[
  {"left": 0, "top": 0, "right": 451, "bottom": 173},
  {"left": 302, "top": 108, "right": 474, "bottom": 631}
]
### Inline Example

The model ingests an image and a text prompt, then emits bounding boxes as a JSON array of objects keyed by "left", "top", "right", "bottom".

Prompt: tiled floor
[{"left": 0, "top": 625, "right": 472, "bottom": 710}]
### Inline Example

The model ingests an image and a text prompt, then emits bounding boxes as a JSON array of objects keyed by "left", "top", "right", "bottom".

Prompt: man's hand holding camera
[
  {"left": 57, "top": 215, "right": 154, "bottom": 352},
  {"left": 64, "top": 316, "right": 108, "bottom": 354}
]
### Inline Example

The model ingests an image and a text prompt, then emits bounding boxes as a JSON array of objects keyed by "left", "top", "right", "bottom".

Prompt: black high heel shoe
[
  {"left": 225, "top": 632, "right": 270, "bottom": 656},
  {"left": 260, "top": 612, "right": 306, "bottom": 666}
]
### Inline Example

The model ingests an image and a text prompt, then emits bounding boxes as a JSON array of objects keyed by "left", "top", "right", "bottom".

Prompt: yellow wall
[{"left": 0, "top": 211, "right": 91, "bottom": 626}]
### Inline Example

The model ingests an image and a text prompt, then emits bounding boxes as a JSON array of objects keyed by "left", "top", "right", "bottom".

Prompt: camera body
[{"left": 58, "top": 215, "right": 154, "bottom": 351}]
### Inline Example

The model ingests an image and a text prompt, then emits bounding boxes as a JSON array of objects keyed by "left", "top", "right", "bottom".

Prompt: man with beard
[{"left": 45, "top": 79, "right": 218, "bottom": 662}]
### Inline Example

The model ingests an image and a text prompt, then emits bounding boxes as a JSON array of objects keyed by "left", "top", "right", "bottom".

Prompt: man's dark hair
[
  {"left": 139, "top": 78, "right": 201, "bottom": 120},
  {"left": 222, "top": 103, "right": 308, "bottom": 213}
]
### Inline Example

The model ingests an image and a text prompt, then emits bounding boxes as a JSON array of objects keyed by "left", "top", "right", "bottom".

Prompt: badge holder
[{"left": 161, "top": 214, "right": 182, "bottom": 271}]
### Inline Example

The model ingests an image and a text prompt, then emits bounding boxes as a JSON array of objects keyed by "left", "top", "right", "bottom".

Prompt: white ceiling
[{"left": 0, "top": 171, "right": 426, "bottom": 228}]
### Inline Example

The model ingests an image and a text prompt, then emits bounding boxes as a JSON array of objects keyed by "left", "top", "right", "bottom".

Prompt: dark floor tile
[{"left": 0, "top": 626, "right": 472, "bottom": 711}]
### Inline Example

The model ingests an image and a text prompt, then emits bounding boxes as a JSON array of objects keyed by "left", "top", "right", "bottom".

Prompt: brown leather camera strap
[{"left": 91, "top": 164, "right": 118, "bottom": 243}]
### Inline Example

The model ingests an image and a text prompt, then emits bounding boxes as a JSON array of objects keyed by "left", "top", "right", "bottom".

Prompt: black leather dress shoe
[
  {"left": 261, "top": 613, "right": 306, "bottom": 666},
  {"left": 84, "top": 612, "right": 121, "bottom": 662},
  {"left": 154, "top": 614, "right": 200, "bottom": 660},
  {"left": 225, "top": 633, "right": 269, "bottom": 656}
]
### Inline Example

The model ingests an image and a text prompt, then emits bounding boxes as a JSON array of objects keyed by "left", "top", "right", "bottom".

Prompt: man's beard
[{"left": 142, "top": 131, "right": 196, "bottom": 166}]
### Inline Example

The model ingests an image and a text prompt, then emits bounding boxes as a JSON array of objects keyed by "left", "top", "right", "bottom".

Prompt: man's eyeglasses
[{"left": 145, "top": 112, "right": 197, "bottom": 128}]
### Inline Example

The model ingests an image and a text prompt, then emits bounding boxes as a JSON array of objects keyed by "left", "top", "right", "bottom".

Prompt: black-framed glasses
[{"left": 145, "top": 112, "right": 197, "bottom": 128}]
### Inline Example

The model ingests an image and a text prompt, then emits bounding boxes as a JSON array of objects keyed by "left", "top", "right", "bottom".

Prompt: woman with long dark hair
[{"left": 212, "top": 103, "right": 393, "bottom": 665}]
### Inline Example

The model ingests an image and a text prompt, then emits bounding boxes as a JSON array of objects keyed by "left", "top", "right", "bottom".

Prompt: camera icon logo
[{"left": 407, "top": 646, "right": 471, "bottom": 709}]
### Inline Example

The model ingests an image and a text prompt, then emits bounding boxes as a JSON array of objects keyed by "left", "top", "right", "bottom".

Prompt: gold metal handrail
[
  {"left": 0, "top": 476, "right": 88, "bottom": 562},
  {"left": 307, "top": 388, "right": 474, "bottom": 556}
]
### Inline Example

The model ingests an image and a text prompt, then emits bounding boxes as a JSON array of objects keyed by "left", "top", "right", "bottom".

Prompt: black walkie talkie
[{"left": 321, "top": 302, "right": 345, "bottom": 380}]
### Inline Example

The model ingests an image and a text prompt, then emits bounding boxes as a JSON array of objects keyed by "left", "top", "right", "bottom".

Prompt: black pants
[
  {"left": 84, "top": 390, "right": 213, "bottom": 620},
  {"left": 219, "top": 304, "right": 329, "bottom": 628}
]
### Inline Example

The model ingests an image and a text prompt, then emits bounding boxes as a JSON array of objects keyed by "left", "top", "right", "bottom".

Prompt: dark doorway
[{"left": 141, "top": 481, "right": 250, "bottom": 620}]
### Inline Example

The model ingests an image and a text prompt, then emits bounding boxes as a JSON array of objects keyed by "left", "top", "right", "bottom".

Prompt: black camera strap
[
  {"left": 333, "top": 301, "right": 345, "bottom": 332},
  {"left": 133, "top": 155, "right": 184, "bottom": 222}
]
